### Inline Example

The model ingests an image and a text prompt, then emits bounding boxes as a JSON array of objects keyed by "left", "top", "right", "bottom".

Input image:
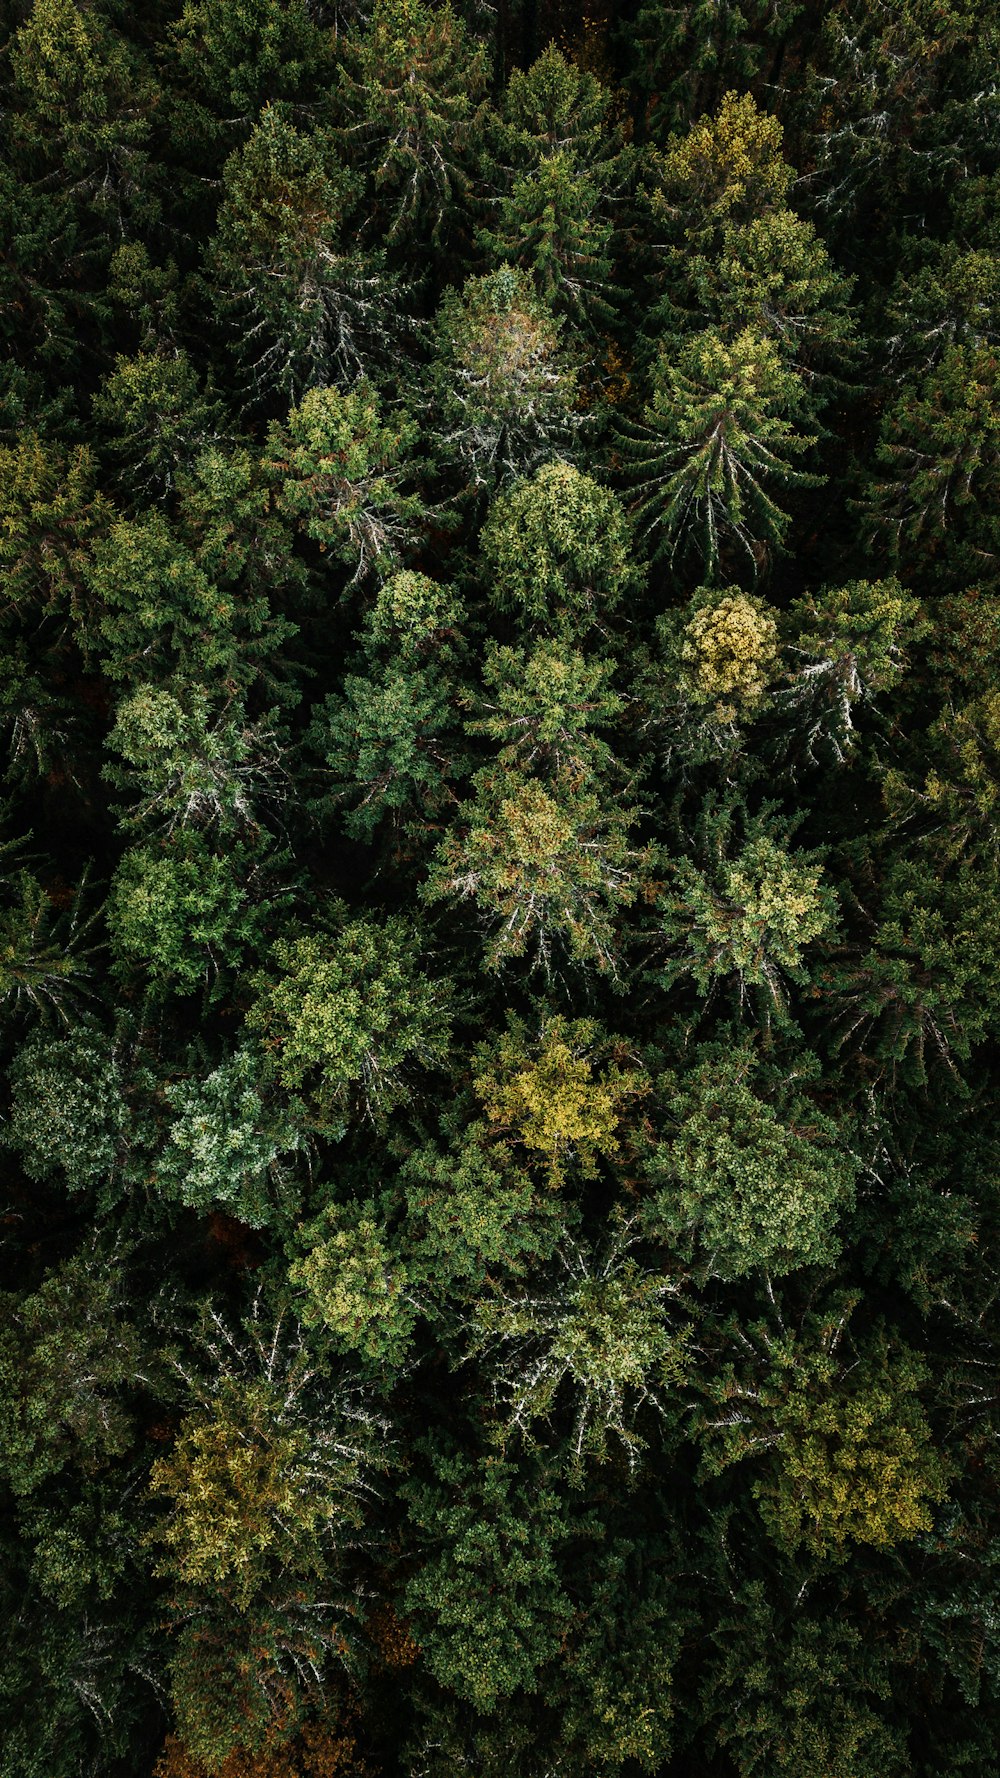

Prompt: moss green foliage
[
  {"left": 622, "top": 325, "right": 822, "bottom": 576},
  {"left": 105, "top": 683, "right": 286, "bottom": 837},
  {"left": 402, "top": 1451, "right": 573, "bottom": 1712},
  {"left": 470, "top": 1231, "right": 687, "bottom": 1470},
  {"left": 289, "top": 1201, "right": 417, "bottom": 1369},
  {"left": 247, "top": 917, "right": 450, "bottom": 1122},
  {"left": 5, "top": 12, "right": 1000, "bottom": 1778},
  {"left": 679, "top": 585, "right": 779, "bottom": 718},
  {"left": 473, "top": 1015, "right": 644, "bottom": 1187},
  {"left": 6, "top": 1027, "right": 127, "bottom": 1197},
  {"left": 0, "top": 1252, "right": 142, "bottom": 1497},
  {"left": 108, "top": 836, "right": 271, "bottom": 997},
  {"left": 424, "top": 764, "right": 639, "bottom": 973},
  {"left": 307, "top": 569, "right": 470, "bottom": 839},
  {"left": 657, "top": 805, "right": 837, "bottom": 1017},
  {"left": 265, "top": 382, "right": 424, "bottom": 581},
  {"left": 642, "top": 1039, "right": 857, "bottom": 1276},
  {"left": 700, "top": 1320, "right": 951, "bottom": 1558},
  {"left": 147, "top": 1297, "right": 386, "bottom": 1767}
]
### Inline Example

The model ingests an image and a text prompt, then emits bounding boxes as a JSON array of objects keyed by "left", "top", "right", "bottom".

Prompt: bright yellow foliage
[
  {"left": 681, "top": 589, "right": 779, "bottom": 718},
  {"left": 758, "top": 1357, "right": 950, "bottom": 1555},
  {"left": 657, "top": 91, "right": 791, "bottom": 225},
  {"left": 474, "top": 1017, "right": 644, "bottom": 1184}
]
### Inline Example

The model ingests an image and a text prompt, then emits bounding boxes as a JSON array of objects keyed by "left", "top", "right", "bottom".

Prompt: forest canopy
[{"left": 2, "top": 2, "right": 1000, "bottom": 1775}]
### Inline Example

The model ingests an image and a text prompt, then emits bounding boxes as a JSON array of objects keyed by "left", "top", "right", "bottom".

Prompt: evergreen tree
[
  {"left": 335, "top": 0, "right": 490, "bottom": 251},
  {"left": 620, "top": 326, "right": 822, "bottom": 577},
  {"left": 206, "top": 109, "right": 398, "bottom": 403},
  {"left": 429, "top": 266, "right": 582, "bottom": 489},
  {"left": 1, "top": 7, "right": 1000, "bottom": 1772}
]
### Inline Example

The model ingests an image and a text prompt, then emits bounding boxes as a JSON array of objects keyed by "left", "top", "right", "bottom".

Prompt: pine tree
[
  {"left": 335, "top": 0, "right": 490, "bottom": 251},
  {"left": 206, "top": 109, "right": 398, "bottom": 403},
  {"left": 620, "top": 326, "right": 822, "bottom": 577}
]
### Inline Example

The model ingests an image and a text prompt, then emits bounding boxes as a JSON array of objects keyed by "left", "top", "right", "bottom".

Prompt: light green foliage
[
  {"left": 23, "top": 1482, "right": 137, "bottom": 1612},
  {"left": 623, "top": 327, "right": 821, "bottom": 576},
  {"left": 3, "top": 7, "right": 998, "bottom": 1771},
  {"left": 149, "top": 1302, "right": 383, "bottom": 1554},
  {"left": 471, "top": 1233, "right": 685, "bottom": 1469},
  {"left": 687, "top": 206, "right": 857, "bottom": 367},
  {"left": 6, "top": 1028, "right": 125, "bottom": 1197},
  {"left": 485, "top": 42, "right": 630, "bottom": 337},
  {"left": 658, "top": 808, "right": 837, "bottom": 1014},
  {"left": 105, "top": 242, "right": 180, "bottom": 350},
  {"left": 266, "top": 381, "right": 424, "bottom": 582},
  {"left": 108, "top": 836, "right": 270, "bottom": 996},
  {"left": 762, "top": 1362, "right": 949, "bottom": 1554},
  {"left": 678, "top": 585, "right": 779, "bottom": 719},
  {"left": 150, "top": 1377, "right": 363, "bottom": 1607},
  {"left": 654, "top": 92, "right": 792, "bottom": 232},
  {"left": 208, "top": 108, "right": 390, "bottom": 400},
  {"left": 290, "top": 1202, "right": 417, "bottom": 1368},
  {"left": 86, "top": 513, "right": 230, "bottom": 682},
  {"left": 470, "top": 639, "right": 622, "bottom": 782},
  {"left": 479, "top": 461, "right": 635, "bottom": 629},
  {"left": 643, "top": 97, "right": 848, "bottom": 504},
  {"left": 650, "top": 92, "right": 855, "bottom": 375},
  {"left": 431, "top": 267, "right": 580, "bottom": 487},
  {"left": 424, "top": 765, "right": 639, "bottom": 973},
  {"left": 309, "top": 666, "right": 462, "bottom": 840},
  {"left": 363, "top": 567, "right": 465, "bottom": 657},
  {"left": 172, "top": 447, "right": 304, "bottom": 659},
  {"left": 106, "top": 683, "right": 287, "bottom": 837},
  {"left": 336, "top": 0, "right": 489, "bottom": 247},
  {"left": 93, "top": 352, "right": 225, "bottom": 500},
  {"left": 0, "top": 1252, "right": 141, "bottom": 1496},
  {"left": 473, "top": 1016, "right": 645, "bottom": 1187},
  {"left": 246, "top": 917, "right": 450, "bottom": 1123},
  {"left": 642, "top": 1040, "right": 857, "bottom": 1276},
  {"left": 779, "top": 577, "right": 927, "bottom": 765},
  {"left": 403, "top": 1452, "right": 572, "bottom": 1711},
  {"left": 156, "top": 1049, "right": 306, "bottom": 1226}
]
